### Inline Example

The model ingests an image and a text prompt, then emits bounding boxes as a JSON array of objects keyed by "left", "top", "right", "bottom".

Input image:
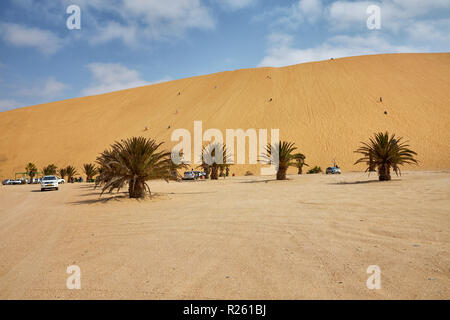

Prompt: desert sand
[
  {"left": 0, "top": 171, "right": 449, "bottom": 299},
  {"left": 1, "top": 53, "right": 450, "bottom": 179}
]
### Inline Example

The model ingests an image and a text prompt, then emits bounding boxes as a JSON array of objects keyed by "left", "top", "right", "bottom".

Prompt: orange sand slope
[{"left": 0, "top": 53, "right": 449, "bottom": 177}]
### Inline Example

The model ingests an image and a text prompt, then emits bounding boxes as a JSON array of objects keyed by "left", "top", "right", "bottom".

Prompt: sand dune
[{"left": 1, "top": 53, "right": 449, "bottom": 178}]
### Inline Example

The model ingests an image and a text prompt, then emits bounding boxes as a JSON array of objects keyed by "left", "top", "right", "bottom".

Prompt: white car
[
  {"left": 57, "top": 177, "right": 66, "bottom": 184},
  {"left": 2, "top": 179, "right": 20, "bottom": 185},
  {"left": 41, "top": 175, "right": 59, "bottom": 191}
]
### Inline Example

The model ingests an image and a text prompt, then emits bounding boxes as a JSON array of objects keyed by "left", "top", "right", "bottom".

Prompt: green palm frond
[
  {"left": 95, "top": 137, "right": 174, "bottom": 198},
  {"left": 354, "top": 131, "right": 418, "bottom": 180}
]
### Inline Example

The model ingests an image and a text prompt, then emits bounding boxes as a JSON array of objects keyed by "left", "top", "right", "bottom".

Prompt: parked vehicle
[
  {"left": 2, "top": 179, "right": 17, "bottom": 185},
  {"left": 196, "top": 171, "right": 206, "bottom": 178},
  {"left": 182, "top": 171, "right": 198, "bottom": 180},
  {"left": 326, "top": 167, "right": 342, "bottom": 174},
  {"left": 41, "top": 176, "right": 59, "bottom": 191},
  {"left": 57, "top": 177, "right": 66, "bottom": 184}
]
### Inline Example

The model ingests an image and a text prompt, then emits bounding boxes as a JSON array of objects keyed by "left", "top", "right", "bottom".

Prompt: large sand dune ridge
[{"left": 0, "top": 53, "right": 449, "bottom": 177}]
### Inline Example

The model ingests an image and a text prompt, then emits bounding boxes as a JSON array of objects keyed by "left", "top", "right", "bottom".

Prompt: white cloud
[
  {"left": 18, "top": 77, "right": 69, "bottom": 100},
  {"left": 90, "top": 22, "right": 138, "bottom": 46},
  {"left": 220, "top": 0, "right": 257, "bottom": 10},
  {"left": 259, "top": 33, "right": 422, "bottom": 67},
  {"left": 406, "top": 19, "right": 450, "bottom": 43},
  {"left": 69, "top": 0, "right": 215, "bottom": 44},
  {"left": 82, "top": 63, "right": 152, "bottom": 96},
  {"left": 298, "top": 0, "right": 323, "bottom": 23},
  {"left": 0, "top": 23, "right": 63, "bottom": 55},
  {"left": 328, "top": 0, "right": 450, "bottom": 32},
  {"left": 6, "top": 0, "right": 217, "bottom": 48},
  {"left": 0, "top": 99, "right": 23, "bottom": 112}
]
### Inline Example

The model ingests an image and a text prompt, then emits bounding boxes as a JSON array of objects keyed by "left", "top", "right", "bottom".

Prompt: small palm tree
[
  {"left": 168, "top": 155, "right": 188, "bottom": 181},
  {"left": 197, "top": 157, "right": 211, "bottom": 179},
  {"left": 83, "top": 163, "right": 98, "bottom": 182},
  {"left": 25, "top": 163, "right": 38, "bottom": 184},
  {"left": 201, "top": 143, "right": 229, "bottom": 180},
  {"left": 58, "top": 168, "right": 67, "bottom": 181},
  {"left": 264, "top": 141, "right": 298, "bottom": 180},
  {"left": 66, "top": 165, "right": 78, "bottom": 183},
  {"left": 354, "top": 132, "right": 418, "bottom": 181},
  {"left": 43, "top": 164, "right": 57, "bottom": 176},
  {"left": 95, "top": 136, "right": 174, "bottom": 199},
  {"left": 294, "top": 153, "right": 308, "bottom": 174}
]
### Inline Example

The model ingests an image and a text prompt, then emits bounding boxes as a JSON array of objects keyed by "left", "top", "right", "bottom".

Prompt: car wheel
[
  {"left": 56, "top": 187, "right": 59, "bottom": 191},
  {"left": 41, "top": 188, "right": 45, "bottom": 192}
]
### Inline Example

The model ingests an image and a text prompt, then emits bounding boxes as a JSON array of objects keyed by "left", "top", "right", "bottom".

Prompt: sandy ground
[
  {"left": 1, "top": 53, "right": 450, "bottom": 178},
  {"left": 0, "top": 170, "right": 449, "bottom": 300}
]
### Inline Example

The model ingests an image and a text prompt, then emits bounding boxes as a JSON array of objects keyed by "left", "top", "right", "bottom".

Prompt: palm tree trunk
[
  {"left": 378, "top": 164, "right": 391, "bottom": 181},
  {"left": 129, "top": 179, "right": 146, "bottom": 198},
  {"left": 298, "top": 165, "right": 303, "bottom": 175},
  {"left": 211, "top": 164, "right": 219, "bottom": 180},
  {"left": 204, "top": 166, "right": 210, "bottom": 179},
  {"left": 277, "top": 166, "right": 288, "bottom": 180}
]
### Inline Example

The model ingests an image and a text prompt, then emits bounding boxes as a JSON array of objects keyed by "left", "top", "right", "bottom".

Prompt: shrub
[{"left": 307, "top": 166, "right": 322, "bottom": 174}]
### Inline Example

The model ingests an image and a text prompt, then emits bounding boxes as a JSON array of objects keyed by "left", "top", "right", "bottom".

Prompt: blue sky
[{"left": 0, "top": 0, "right": 449, "bottom": 111}]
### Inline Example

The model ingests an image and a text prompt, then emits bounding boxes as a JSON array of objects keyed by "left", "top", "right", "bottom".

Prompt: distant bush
[
  {"left": 307, "top": 166, "right": 322, "bottom": 174},
  {"left": 245, "top": 171, "right": 254, "bottom": 176}
]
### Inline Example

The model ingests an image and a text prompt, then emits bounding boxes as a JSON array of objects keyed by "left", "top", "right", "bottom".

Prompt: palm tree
[
  {"left": 201, "top": 143, "right": 229, "bottom": 180},
  {"left": 83, "top": 163, "right": 98, "bottom": 182},
  {"left": 43, "top": 164, "right": 57, "bottom": 176},
  {"left": 58, "top": 168, "right": 67, "bottom": 181},
  {"left": 294, "top": 153, "right": 308, "bottom": 174},
  {"left": 168, "top": 156, "right": 188, "bottom": 181},
  {"left": 95, "top": 136, "right": 174, "bottom": 199},
  {"left": 25, "top": 163, "right": 38, "bottom": 184},
  {"left": 264, "top": 141, "right": 298, "bottom": 180},
  {"left": 66, "top": 165, "right": 78, "bottom": 183},
  {"left": 354, "top": 132, "right": 418, "bottom": 181},
  {"left": 197, "top": 156, "right": 211, "bottom": 179}
]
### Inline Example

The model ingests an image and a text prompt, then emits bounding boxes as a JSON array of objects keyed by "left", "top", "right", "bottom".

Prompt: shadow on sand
[
  {"left": 69, "top": 193, "right": 131, "bottom": 205},
  {"left": 238, "top": 179, "right": 278, "bottom": 184},
  {"left": 331, "top": 179, "right": 402, "bottom": 185}
]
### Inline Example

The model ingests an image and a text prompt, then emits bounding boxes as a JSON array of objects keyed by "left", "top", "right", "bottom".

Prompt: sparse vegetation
[
  {"left": 58, "top": 168, "right": 67, "bottom": 181},
  {"left": 43, "top": 164, "right": 57, "bottom": 176},
  {"left": 95, "top": 136, "right": 176, "bottom": 199},
  {"left": 83, "top": 163, "right": 98, "bottom": 182},
  {"left": 307, "top": 166, "right": 322, "bottom": 174},
  {"left": 354, "top": 131, "right": 418, "bottom": 181},
  {"left": 294, "top": 153, "right": 308, "bottom": 174},
  {"left": 199, "top": 143, "right": 230, "bottom": 180},
  {"left": 264, "top": 141, "right": 299, "bottom": 180},
  {"left": 25, "top": 163, "right": 38, "bottom": 184},
  {"left": 66, "top": 166, "right": 78, "bottom": 183}
]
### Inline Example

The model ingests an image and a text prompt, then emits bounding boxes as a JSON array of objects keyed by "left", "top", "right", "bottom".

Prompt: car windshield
[{"left": 43, "top": 176, "right": 56, "bottom": 181}]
